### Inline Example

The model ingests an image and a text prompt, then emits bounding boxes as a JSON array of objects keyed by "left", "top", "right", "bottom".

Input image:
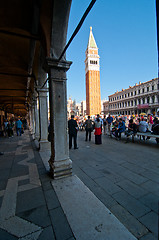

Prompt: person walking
[
  {"left": 106, "top": 114, "right": 113, "bottom": 136},
  {"left": 68, "top": 115, "right": 78, "bottom": 149},
  {"left": 85, "top": 116, "right": 93, "bottom": 141},
  {"left": 103, "top": 115, "right": 107, "bottom": 135},
  {"left": 7, "top": 121, "right": 13, "bottom": 138},
  {"left": 4, "top": 119, "right": 8, "bottom": 137},
  {"left": 16, "top": 118, "right": 23, "bottom": 136}
]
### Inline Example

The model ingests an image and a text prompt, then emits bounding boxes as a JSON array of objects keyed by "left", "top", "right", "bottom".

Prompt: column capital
[
  {"left": 44, "top": 57, "right": 72, "bottom": 73},
  {"left": 37, "top": 86, "right": 48, "bottom": 93}
]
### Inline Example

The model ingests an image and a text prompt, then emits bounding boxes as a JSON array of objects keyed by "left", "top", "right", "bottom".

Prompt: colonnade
[{"left": 28, "top": 58, "right": 72, "bottom": 180}]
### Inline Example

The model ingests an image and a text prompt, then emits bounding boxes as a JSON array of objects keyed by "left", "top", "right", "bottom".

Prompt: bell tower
[{"left": 85, "top": 27, "right": 101, "bottom": 116}]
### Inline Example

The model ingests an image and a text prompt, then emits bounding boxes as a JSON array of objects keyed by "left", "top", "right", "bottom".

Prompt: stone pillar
[
  {"left": 37, "top": 86, "right": 50, "bottom": 151},
  {"left": 28, "top": 102, "right": 34, "bottom": 136},
  {"left": 140, "top": 98, "right": 143, "bottom": 105},
  {"left": 34, "top": 95, "right": 40, "bottom": 140},
  {"left": 155, "top": 95, "right": 158, "bottom": 103},
  {"left": 149, "top": 96, "right": 152, "bottom": 104},
  {"left": 31, "top": 100, "right": 36, "bottom": 139},
  {"left": 28, "top": 107, "right": 32, "bottom": 132},
  {"left": 45, "top": 58, "right": 72, "bottom": 179}
]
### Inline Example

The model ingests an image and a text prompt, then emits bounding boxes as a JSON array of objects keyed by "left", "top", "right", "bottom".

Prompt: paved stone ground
[
  {"left": 0, "top": 130, "right": 158, "bottom": 240},
  {"left": 0, "top": 131, "right": 75, "bottom": 240},
  {"left": 69, "top": 131, "right": 159, "bottom": 240}
]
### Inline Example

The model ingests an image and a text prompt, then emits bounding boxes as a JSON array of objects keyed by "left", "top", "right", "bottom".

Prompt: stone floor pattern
[
  {"left": 0, "top": 131, "right": 74, "bottom": 240},
  {"left": 0, "top": 130, "right": 159, "bottom": 240}
]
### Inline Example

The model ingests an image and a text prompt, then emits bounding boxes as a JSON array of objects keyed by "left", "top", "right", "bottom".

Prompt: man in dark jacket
[
  {"left": 85, "top": 116, "right": 93, "bottom": 141},
  {"left": 68, "top": 115, "right": 78, "bottom": 149}
]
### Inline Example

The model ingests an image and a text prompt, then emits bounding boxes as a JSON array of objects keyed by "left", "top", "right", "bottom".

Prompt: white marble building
[{"left": 108, "top": 78, "right": 159, "bottom": 115}]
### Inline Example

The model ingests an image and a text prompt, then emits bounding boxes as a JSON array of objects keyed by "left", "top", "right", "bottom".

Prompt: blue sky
[{"left": 66, "top": 0, "right": 158, "bottom": 103}]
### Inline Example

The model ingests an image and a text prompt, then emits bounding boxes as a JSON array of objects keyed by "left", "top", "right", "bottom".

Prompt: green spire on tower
[{"left": 88, "top": 26, "right": 98, "bottom": 48}]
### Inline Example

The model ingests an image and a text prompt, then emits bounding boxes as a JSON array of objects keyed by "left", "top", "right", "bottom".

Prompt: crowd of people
[
  {"left": 0, "top": 118, "right": 27, "bottom": 138},
  {"left": 68, "top": 112, "right": 159, "bottom": 148},
  {"left": 0, "top": 117, "right": 27, "bottom": 155}
]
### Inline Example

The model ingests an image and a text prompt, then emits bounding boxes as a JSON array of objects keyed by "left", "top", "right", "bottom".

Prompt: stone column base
[
  {"left": 49, "top": 158, "right": 72, "bottom": 179},
  {"left": 39, "top": 140, "right": 51, "bottom": 152},
  {"left": 35, "top": 134, "right": 40, "bottom": 141}
]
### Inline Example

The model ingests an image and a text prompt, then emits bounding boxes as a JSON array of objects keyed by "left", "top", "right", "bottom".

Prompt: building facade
[
  {"left": 81, "top": 100, "right": 86, "bottom": 116},
  {"left": 102, "top": 100, "right": 109, "bottom": 115},
  {"left": 85, "top": 27, "right": 101, "bottom": 116},
  {"left": 108, "top": 78, "right": 159, "bottom": 116}
]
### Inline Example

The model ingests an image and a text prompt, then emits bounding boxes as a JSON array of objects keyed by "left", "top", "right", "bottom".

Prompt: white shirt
[{"left": 139, "top": 121, "right": 148, "bottom": 133}]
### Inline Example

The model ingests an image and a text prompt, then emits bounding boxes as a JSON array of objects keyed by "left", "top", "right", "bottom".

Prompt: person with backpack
[{"left": 85, "top": 116, "right": 93, "bottom": 141}]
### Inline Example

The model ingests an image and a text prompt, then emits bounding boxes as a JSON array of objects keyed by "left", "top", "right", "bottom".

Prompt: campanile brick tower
[{"left": 85, "top": 26, "right": 101, "bottom": 116}]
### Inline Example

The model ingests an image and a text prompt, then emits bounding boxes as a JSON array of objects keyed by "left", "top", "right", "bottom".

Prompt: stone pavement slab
[
  {"left": 50, "top": 207, "right": 73, "bottom": 240},
  {"left": 16, "top": 188, "right": 46, "bottom": 214},
  {"left": 140, "top": 170, "right": 159, "bottom": 183},
  {"left": 140, "top": 232, "right": 157, "bottom": 240},
  {"left": 94, "top": 176, "right": 122, "bottom": 194},
  {"left": 69, "top": 131, "right": 159, "bottom": 239},
  {"left": 141, "top": 180, "right": 159, "bottom": 194},
  {"left": 38, "top": 226, "right": 55, "bottom": 240},
  {"left": 139, "top": 193, "right": 159, "bottom": 213},
  {"left": 112, "top": 190, "right": 151, "bottom": 218},
  {"left": 139, "top": 211, "right": 158, "bottom": 238},
  {"left": 110, "top": 204, "right": 149, "bottom": 238},
  {"left": 17, "top": 205, "right": 51, "bottom": 228},
  {"left": 116, "top": 179, "right": 148, "bottom": 199},
  {"left": 52, "top": 175, "right": 137, "bottom": 240},
  {"left": 0, "top": 228, "right": 18, "bottom": 240}
]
